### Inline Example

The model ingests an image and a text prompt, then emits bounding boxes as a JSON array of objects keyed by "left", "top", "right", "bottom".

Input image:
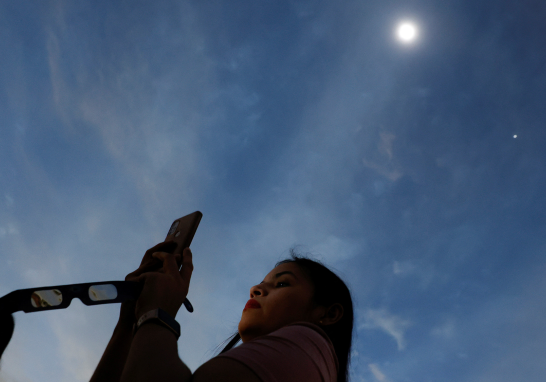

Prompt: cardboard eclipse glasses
[{"left": 0, "top": 281, "right": 193, "bottom": 314}]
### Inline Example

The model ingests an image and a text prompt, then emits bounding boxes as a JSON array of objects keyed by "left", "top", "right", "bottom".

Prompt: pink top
[{"left": 217, "top": 322, "right": 338, "bottom": 382}]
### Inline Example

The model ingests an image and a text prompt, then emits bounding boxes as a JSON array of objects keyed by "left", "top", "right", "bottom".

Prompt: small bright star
[
  {"left": 397, "top": 22, "right": 418, "bottom": 43},
  {"left": 513, "top": 135, "right": 518, "bottom": 138}
]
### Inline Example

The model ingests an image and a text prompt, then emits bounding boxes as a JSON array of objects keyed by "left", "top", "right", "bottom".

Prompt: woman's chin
[{"left": 238, "top": 319, "right": 266, "bottom": 343}]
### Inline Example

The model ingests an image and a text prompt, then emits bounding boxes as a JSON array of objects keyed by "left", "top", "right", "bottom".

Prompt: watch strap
[{"left": 134, "top": 308, "right": 181, "bottom": 339}]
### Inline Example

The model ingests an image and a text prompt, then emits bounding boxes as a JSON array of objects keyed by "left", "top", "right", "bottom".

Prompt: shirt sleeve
[{"left": 216, "top": 322, "right": 338, "bottom": 382}]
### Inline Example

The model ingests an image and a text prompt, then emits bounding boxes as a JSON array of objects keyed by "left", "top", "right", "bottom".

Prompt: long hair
[{"left": 219, "top": 250, "right": 354, "bottom": 382}]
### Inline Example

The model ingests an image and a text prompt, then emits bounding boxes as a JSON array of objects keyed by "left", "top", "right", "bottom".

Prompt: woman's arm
[
  {"left": 120, "top": 322, "right": 192, "bottom": 382},
  {"left": 90, "top": 242, "right": 177, "bottom": 382},
  {"left": 117, "top": 248, "right": 194, "bottom": 381}
]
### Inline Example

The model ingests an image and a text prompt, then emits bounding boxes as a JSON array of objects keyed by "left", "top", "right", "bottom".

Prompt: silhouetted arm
[
  {"left": 120, "top": 323, "right": 192, "bottom": 382},
  {"left": 90, "top": 242, "right": 178, "bottom": 382}
]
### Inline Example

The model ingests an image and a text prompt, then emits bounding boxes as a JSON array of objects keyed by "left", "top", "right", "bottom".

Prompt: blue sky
[{"left": 1, "top": 1, "right": 546, "bottom": 381}]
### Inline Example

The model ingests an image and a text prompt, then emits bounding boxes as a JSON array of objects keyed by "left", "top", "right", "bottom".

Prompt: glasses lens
[
  {"left": 31, "top": 289, "right": 63, "bottom": 308},
  {"left": 88, "top": 284, "right": 118, "bottom": 301}
]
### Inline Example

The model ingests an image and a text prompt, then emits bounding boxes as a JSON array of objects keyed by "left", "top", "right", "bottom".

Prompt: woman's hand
[
  {"left": 127, "top": 245, "right": 194, "bottom": 319},
  {"left": 117, "top": 242, "right": 176, "bottom": 327}
]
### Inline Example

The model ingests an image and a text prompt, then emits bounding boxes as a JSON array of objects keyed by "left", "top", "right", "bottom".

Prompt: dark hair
[{"left": 219, "top": 250, "right": 354, "bottom": 382}]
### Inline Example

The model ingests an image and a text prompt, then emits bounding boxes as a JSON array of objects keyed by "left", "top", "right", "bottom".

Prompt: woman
[{"left": 91, "top": 242, "right": 354, "bottom": 382}]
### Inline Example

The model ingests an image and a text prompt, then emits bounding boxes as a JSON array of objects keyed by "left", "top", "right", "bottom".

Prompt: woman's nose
[{"left": 250, "top": 284, "right": 264, "bottom": 297}]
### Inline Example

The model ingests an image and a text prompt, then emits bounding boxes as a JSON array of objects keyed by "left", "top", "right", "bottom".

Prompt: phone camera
[{"left": 168, "top": 221, "right": 180, "bottom": 236}]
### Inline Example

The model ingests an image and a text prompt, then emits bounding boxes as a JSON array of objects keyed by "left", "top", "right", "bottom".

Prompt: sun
[{"left": 396, "top": 22, "right": 418, "bottom": 43}]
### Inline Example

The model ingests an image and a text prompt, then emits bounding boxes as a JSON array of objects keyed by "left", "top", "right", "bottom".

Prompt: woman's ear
[{"left": 319, "top": 303, "right": 344, "bottom": 326}]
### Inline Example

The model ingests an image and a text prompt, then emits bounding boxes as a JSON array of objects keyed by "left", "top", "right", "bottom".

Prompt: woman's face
[{"left": 238, "top": 262, "right": 325, "bottom": 342}]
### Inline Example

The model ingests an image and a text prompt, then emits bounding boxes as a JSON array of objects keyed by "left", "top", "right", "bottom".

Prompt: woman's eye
[{"left": 276, "top": 282, "right": 289, "bottom": 287}]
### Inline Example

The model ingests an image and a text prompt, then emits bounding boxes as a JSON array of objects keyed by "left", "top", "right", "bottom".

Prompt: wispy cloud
[
  {"left": 359, "top": 308, "right": 412, "bottom": 350},
  {"left": 392, "top": 260, "right": 436, "bottom": 289},
  {"left": 362, "top": 132, "right": 402, "bottom": 181},
  {"left": 42, "top": 2, "right": 217, "bottom": 224},
  {"left": 368, "top": 363, "right": 392, "bottom": 382}
]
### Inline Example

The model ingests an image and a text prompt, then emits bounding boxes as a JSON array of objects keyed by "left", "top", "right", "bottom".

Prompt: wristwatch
[{"left": 134, "top": 308, "right": 181, "bottom": 339}]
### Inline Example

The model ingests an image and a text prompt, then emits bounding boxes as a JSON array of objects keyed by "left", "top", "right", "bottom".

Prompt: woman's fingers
[
  {"left": 180, "top": 248, "right": 194, "bottom": 283},
  {"left": 125, "top": 246, "right": 195, "bottom": 319},
  {"left": 153, "top": 248, "right": 193, "bottom": 282},
  {"left": 152, "top": 252, "right": 181, "bottom": 277},
  {"left": 139, "top": 241, "right": 177, "bottom": 268},
  {"left": 132, "top": 251, "right": 192, "bottom": 319},
  {"left": 144, "top": 241, "right": 177, "bottom": 256},
  {"left": 124, "top": 241, "right": 178, "bottom": 281}
]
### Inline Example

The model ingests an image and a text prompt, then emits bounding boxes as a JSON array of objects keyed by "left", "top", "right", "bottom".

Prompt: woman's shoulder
[
  {"left": 193, "top": 357, "right": 263, "bottom": 382},
  {"left": 271, "top": 321, "right": 334, "bottom": 344}
]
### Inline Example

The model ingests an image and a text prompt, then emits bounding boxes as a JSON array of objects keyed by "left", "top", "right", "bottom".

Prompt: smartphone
[{"left": 165, "top": 211, "right": 202, "bottom": 268}]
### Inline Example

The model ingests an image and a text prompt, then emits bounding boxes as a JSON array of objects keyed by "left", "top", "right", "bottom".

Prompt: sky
[{"left": 1, "top": 0, "right": 546, "bottom": 381}]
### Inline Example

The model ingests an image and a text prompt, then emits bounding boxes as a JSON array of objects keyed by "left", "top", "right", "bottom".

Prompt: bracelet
[{"left": 133, "top": 308, "right": 181, "bottom": 339}]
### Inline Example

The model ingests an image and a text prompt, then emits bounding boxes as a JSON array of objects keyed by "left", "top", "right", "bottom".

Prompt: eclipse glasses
[{"left": 0, "top": 281, "right": 193, "bottom": 314}]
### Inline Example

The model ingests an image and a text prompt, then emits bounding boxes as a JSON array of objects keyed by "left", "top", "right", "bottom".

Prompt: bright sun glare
[{"left": 397, "top": 22, "right": 418, "bottom": 43}]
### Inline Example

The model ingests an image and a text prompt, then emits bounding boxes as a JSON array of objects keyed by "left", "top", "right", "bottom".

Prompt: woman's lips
[{"left": 244, "top": 299, "right": 262, "bottom": 311}]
